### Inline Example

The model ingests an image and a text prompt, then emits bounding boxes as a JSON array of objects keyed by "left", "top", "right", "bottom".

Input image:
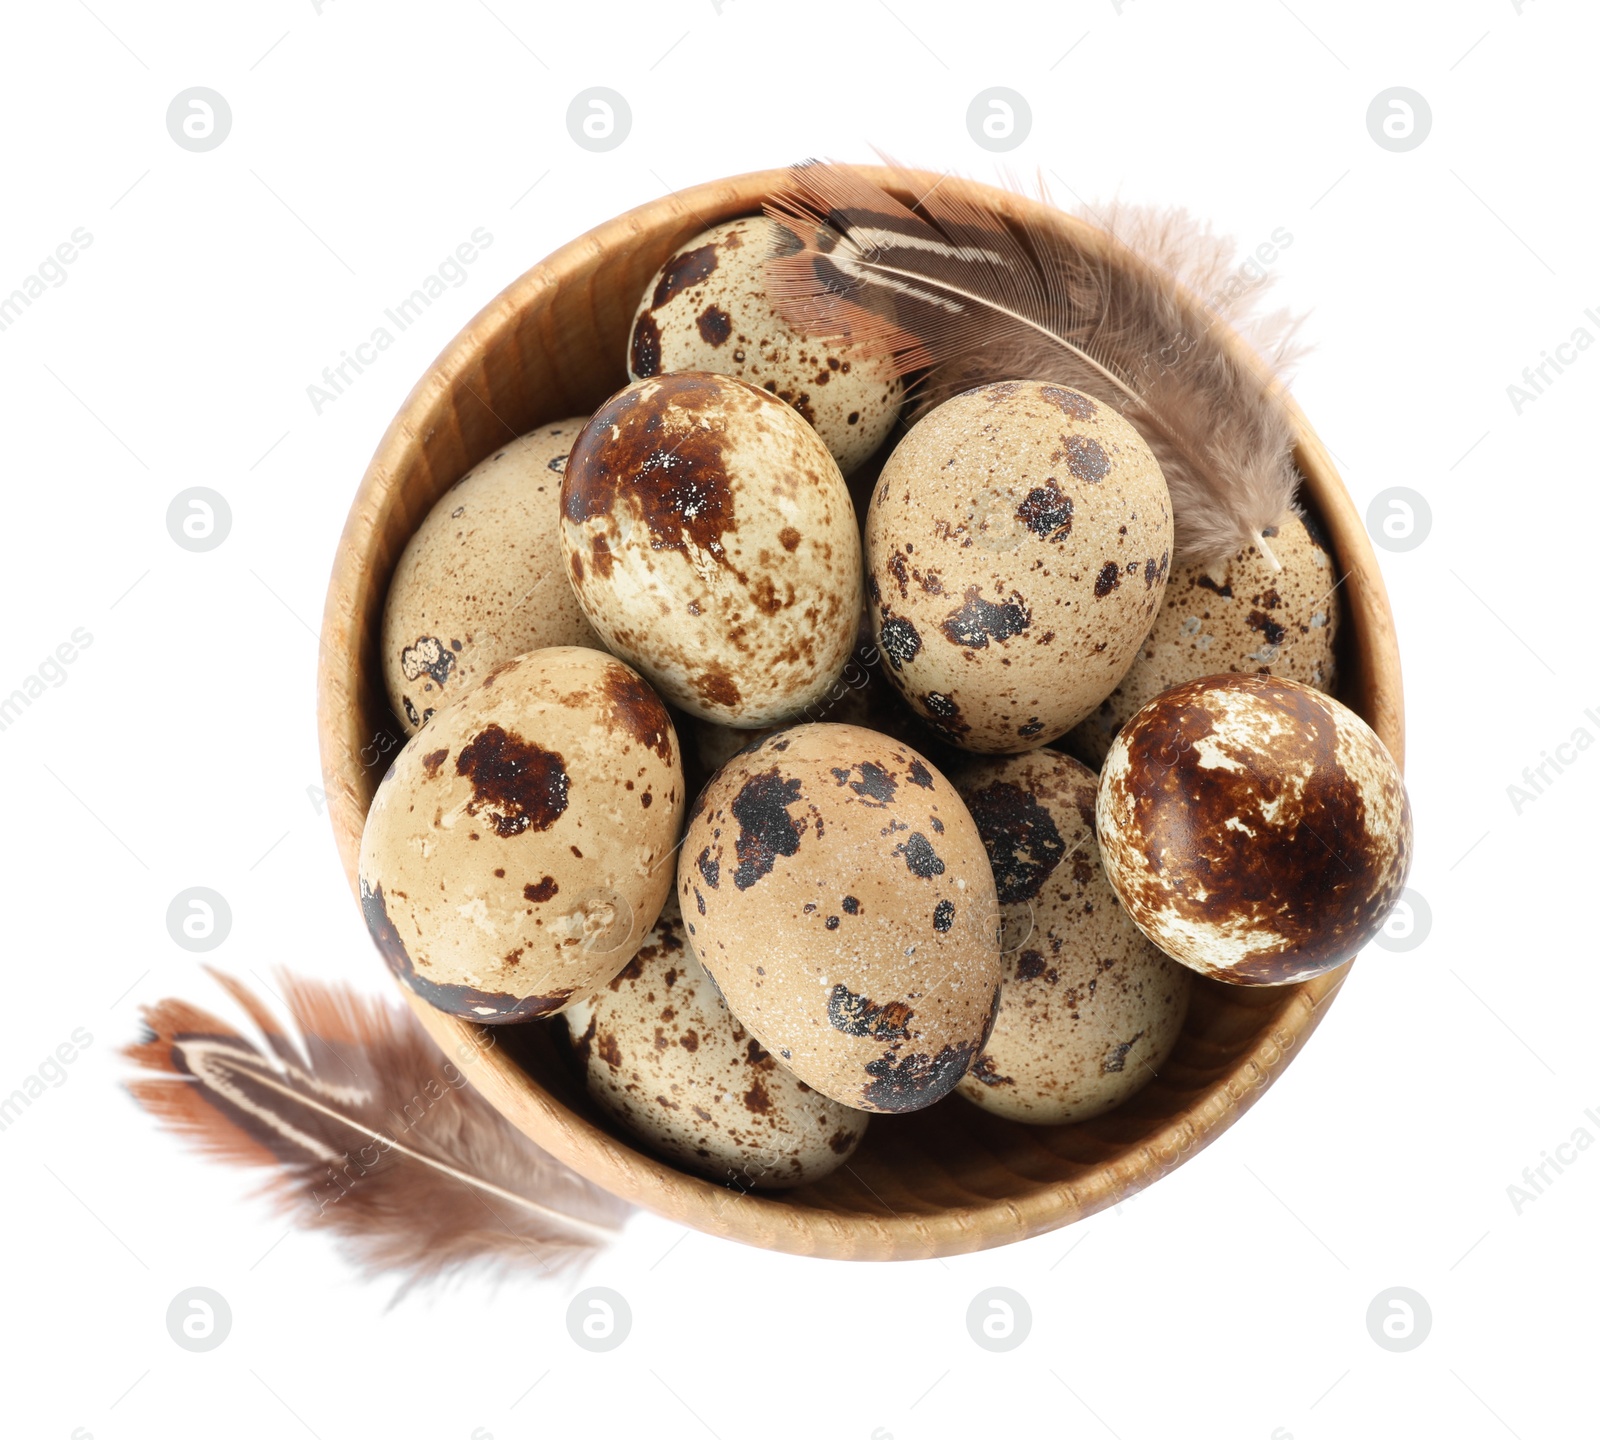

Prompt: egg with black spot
[
  {"left": 627, "top": 216, "right": 902, "bottom": 473},
  {"left": 1067, "top": 509, "right": 1340, "bottom": 765},
  {"left": 952, "top": 750, "right": 1190, "bottom": 1123},
  {"left": 561, "top": 372, "right": 861, "bottom": 728},
  {"left": 676, "top": 722, "right": 1001, "bottom": 1113},
  {"left": 358, "top": 647, "right": 685, "bottom": 1020},
  {"left": 382, "top": 420, "right": 602, "bottom": 735},
  {"left": 1097, "top": 674, "right": 1412, "bottom": 985},
  {"left": 565, "top": 896, "right": 868, "bottom": 1187},
  {"left": 866, "top": 381, "right": 1172, "bottom": 754}
]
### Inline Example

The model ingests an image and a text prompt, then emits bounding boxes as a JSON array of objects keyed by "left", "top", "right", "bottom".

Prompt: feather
[
  {"left": 764, "top": 162, "right": 1308, "bottom": 568},
  {"left": 124, "top": 969, "right": 627, "bottom": 1294}
]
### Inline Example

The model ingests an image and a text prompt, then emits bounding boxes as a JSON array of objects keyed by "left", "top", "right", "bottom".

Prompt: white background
[{"left": 2, "top": 1, "right": 1594, "bottom": 1436}]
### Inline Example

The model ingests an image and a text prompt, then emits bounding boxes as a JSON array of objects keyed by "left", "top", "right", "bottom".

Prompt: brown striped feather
[{"left": 124, "top": 969, "right": 628, "bottom": 1294}]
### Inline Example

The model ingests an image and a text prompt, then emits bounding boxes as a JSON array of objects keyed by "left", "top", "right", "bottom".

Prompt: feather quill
[
  {"left": 124, "top": 969, "right": 627, "bottom": 1294},
  {"left": 765, "top": 162, "right": 1307, "bottom": 568}
]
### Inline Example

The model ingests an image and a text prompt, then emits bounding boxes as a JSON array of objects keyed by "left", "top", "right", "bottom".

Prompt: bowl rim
[{"left": 316, "top": 164, "right": 1404, "bottom": 1260}]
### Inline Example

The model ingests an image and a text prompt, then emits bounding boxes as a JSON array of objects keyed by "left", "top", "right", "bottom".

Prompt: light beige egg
[
  {"left": 358, "top": 647, "right": 684, "bottom": 1021},
  {"left": 950, "top": 750, "right": 1191, "bottom": 1124},
  {"left": 561, "top": 372, "right": 861, "bottom": 728},
  {"left": 866, "top": 381, "right": 1173, "bottom": 754},
  {"left": 1067, "top": 509, "right": 1340, "bottom": 765},
  {"left": 677, "top": 723, "right": 1001, "bottom": 1114},
  {"left": 627, "top": 216, "right": 902, "bottom": 473},
  {"left": 565, "top": 897, "right": 868, "bottom": 1188},
  {"left": 1098, "top": 674, "right": 1412, "bottom": 986},
  {"left": 382, "top": 419, "right": 602, "bottom": 734}
]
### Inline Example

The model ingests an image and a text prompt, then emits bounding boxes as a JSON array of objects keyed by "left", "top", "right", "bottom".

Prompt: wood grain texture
[{"left": 316, "top": 167, "right": 1404, "bottom": 1261}]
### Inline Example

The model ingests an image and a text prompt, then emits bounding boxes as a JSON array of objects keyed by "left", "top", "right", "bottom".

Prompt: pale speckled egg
[
  {"left": 1067, "top": 509, "right": 1341, "bottom": 766},
  {"left": 382, "top": 420, "right": 602, "bottom": 735},
  {"left": 676, "top": 723, "right": 1001, "bottom": 1114},
  {"left": 564, "top": 897, "right": 868, "bottom": 1188},
  {"left": 1097, "top": 674, "right": 1412, "bottom": 986},
  {"left": 866, "top": 381, "right": 1173, "bottom": 755},
  {"left": 627, "top": 216, "right": 902, "bottom": 473},
  {"left": 357, "top": 646, "right": 685, "bottom": 1021},
  {"left": 950, "top": 750, "right": 1190, "bottom": 1124},
  {"left": 561, "top": 372, "right": 861, "bottom": 728}
]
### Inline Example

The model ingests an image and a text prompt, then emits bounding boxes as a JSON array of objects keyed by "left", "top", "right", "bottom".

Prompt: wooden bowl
[{"left": 317, "top": 166, "right": 1404, "bottom": 1260}]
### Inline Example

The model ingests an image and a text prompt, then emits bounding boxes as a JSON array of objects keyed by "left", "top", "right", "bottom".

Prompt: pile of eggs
[{"left": 358, "top": 216, "right": 1412, "bottom": 1192}]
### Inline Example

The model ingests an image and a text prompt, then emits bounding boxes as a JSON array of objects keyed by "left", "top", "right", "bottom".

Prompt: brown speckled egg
[
  {"left": 564, "top": 897, "right": 868, "bottom": 1188},
  {"left": 951, "top": 750, "right": 1191, "bottom": 1124},
  {"left": 677, "top": 723, "right": 1001, "bottom": 1113},
  {"left": 561, "top": 372, "right": 861, "bottom": 728},
  {"left": 866, "top": 381, "right": 1172, "bottom": 754},
  {"left": 357, "top": 647, "right": 685, "bottom": 1021},
  {"left": 1067, "top": 509, "right": 1340, "bottom": 766},
  {"left": 382, "top": 420, "right": 601, "bottom": 734},
  {"left": 1097, "top": 674, "right": 1412, "bottom": 986},
  {"left": 627, "top": 217, "right": 902, "bottom": 473}
]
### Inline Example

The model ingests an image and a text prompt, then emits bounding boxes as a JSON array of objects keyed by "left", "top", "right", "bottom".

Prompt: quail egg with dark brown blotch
[
  {"left": 358, "top": 646, "right": 685, "bottom": 1021},
  {"left": 1098, "top": 674, "right": 1412, "bottom": 986},
  {"left": 561, "top": 372, "right": 861, "bottom": 729}
]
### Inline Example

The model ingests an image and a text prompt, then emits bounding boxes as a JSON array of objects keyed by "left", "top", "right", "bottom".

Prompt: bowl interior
[{"left": 318, "top": 167, "right": 1402, "bottom": 1259}]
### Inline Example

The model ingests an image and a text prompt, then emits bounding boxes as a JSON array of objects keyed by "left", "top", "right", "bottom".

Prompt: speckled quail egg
[
  {"left": 561, "top": 372, "right": 862, "bottom": 728},
  {"left": 1097, "top": 674, "right": 1412, "bottom": 986},
  {"left": 358, "top": 646, "right": 685, "bottom": 1021},
  {"left": 1067, "top": 509, "right": 1340, "bottom": 765},
  {"left": 677, "top": 723, "right": 1001, "bottom": 1114},
  {"left": 951, "top": 750, "right": 1191, "bottom": 1124},
  {"left": 382, "top": 420, "right": 601, "bottom": 734},
  {"left": 565, "top": 897, "right": 868, "bottom": 1188},
  {"left": 627, "top": 216, "right": 902, "bottom": 473},
  {"left": 866, "top": 380, "right": 1172, "bottom": 754}
]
